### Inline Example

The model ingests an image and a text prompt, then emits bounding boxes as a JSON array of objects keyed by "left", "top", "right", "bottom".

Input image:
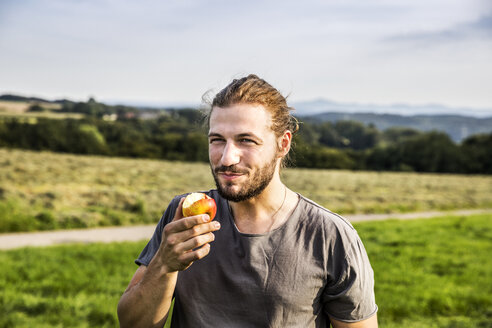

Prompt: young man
[{"left": 118, "top": 75, "right": 378, "bottom": 327}]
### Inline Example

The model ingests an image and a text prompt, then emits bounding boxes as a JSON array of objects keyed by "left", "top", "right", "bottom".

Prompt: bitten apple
[{"left": 182, "top": 193, "right": 217, "bottom": 220}]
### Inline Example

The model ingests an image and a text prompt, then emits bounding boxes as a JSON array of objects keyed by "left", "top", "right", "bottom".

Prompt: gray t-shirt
[{"left": 136, "top": 189, "right": 377, "bottom": 327}]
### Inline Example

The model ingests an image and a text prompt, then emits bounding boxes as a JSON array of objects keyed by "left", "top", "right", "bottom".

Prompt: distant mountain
[
  {"left": 292, "top": 98, "right": 492, "bottom": 118},
  {"left": 302, "top": 112, "right": 492, "bottom": 142}
]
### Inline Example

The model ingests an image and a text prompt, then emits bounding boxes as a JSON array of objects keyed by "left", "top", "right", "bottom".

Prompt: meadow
[
  {"left": 0, "top": 100, "right": 61, "bottom": 113},
  {"left": 1, "top": 148, "right": 492, "bottom": 232},
  {"left": 0, "top": 100, "right": 82, "bottom": 120},
  {"left": 0, "top": 213, "right": 490, "bottom": 327}
]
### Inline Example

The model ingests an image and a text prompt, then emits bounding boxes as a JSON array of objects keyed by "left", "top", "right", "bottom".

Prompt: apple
[{"left": 182, "top": 192, "right": 217, "bottom": 220}]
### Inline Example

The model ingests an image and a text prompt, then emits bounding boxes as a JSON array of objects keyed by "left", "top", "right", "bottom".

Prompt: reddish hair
[{"left": 204, "top": 74, "right": 299, "bottom": 167}]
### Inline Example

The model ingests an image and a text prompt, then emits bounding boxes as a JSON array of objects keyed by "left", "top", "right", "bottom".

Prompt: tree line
[{"left": 0, "top": 100, "right": 490, "bottom": 174}]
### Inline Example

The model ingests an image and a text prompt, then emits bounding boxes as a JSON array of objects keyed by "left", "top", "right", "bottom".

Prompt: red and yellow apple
[{"left": 182, "top": 193, "right": 217, "bottom": 220}]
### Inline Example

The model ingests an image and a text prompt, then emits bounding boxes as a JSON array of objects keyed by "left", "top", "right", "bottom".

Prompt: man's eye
[
  {"left": 240, "top": 138, "right": 256, "bottom": 144},
  {"left": 209, "top": 138, "right": 224, "bottom": 144}
]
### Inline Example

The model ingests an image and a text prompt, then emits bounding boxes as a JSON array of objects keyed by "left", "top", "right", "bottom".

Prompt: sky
[{"left": 0, "top": 0, "right": 491, "bottom": 115}]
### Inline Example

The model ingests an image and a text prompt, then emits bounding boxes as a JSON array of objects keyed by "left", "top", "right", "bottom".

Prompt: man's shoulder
[
  {"left": 295, "top": 194, "right": 356, "bottom": 232},
  {"left": 294, "top": 194, "right": 369, "bottom": 266}
]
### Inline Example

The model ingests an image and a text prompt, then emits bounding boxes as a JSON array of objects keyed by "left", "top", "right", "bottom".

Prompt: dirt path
[{"left": 1, "top": 209, "right": 491, "bottom": 250}]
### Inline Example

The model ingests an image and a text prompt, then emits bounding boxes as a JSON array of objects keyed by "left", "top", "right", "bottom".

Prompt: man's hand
[{"left": 156, "top": 197, "right": 221, "bottom": 273}]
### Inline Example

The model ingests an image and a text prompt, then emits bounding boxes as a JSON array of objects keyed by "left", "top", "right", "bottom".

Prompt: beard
[{"left": 211, "top": 154, "right": 278, "bottom": 203}]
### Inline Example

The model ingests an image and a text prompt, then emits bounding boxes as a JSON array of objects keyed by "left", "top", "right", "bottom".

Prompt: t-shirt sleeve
[
  {"left": 135, "top": 196, "right": 181, "bottom": 266},
  {"left": 322, "top": 231, "right": 378, "bottom": 322}
]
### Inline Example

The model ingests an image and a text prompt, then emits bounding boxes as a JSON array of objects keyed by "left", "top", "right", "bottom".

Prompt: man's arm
[
  {"left": 330, "top": 314, "right": 378, "bottom": 328},
  {"left": 117, "top": 264, "right": 176, "bottom": 328},
  {"left": 117, "top": 198, "right": 220, "bottom": 328}
]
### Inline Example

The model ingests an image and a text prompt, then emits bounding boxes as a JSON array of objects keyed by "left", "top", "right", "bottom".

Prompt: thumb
[{"left": 171, "top": 197, "right": 185, "bottom": 222}]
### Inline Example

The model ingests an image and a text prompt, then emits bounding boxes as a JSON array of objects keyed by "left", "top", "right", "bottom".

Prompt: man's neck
[{"left": 228, "top": 177, "right": 297, "bottom": 234}]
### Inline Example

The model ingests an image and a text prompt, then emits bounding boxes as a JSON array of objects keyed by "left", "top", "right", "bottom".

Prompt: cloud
[
  {"left": 469, "top": 14, "right": 492, "bottom": 31},
  {"left": 385, "top": 14, "right": 492, "bottom": 44}
]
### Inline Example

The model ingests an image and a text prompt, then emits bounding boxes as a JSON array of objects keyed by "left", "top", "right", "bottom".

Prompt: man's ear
[{"left": 278, "top": 130, "right": 292, "bottom": 157}]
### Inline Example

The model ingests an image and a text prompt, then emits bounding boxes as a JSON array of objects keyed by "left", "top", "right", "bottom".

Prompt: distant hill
[
  {"left": 292, "top": 98, "right": 492, "bottom": 118},
  {"left": 302, "top": 112, "right": 492, "bottom": 142},
  {"left": 0, "top": 94, "right": 73, "bottom": 105}
]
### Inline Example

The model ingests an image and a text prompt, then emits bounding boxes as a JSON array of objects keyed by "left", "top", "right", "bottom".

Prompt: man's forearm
[
  {"left": 330, "top": 314, "right": 378, "bottom": 328},
  {"left": 118, "top": 257, "right": 178, "bottom": 328}
]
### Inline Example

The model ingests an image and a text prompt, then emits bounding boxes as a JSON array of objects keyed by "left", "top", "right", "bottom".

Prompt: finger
[
  {"left": 165, "top": 214, "right": 214, "bottom": 234},
  {"left": 181, "top": 220, "right": 220, "bottom": 239},
  {"left": 171, "top": 197, "right": 186, "bottom": 222},
  {"left": 178, "top": 243, "right": 211, "bottom": 263},
  {"left": 175, "top": 232, "right": 216, "bottom": 254},
  {"left": 163, "top": 220, "right": 220, "bottom": 249}
]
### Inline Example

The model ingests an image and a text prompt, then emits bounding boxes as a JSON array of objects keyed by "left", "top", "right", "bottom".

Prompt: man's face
[{"left": 208, "top": 103, "right": 280, "bottom": 202}]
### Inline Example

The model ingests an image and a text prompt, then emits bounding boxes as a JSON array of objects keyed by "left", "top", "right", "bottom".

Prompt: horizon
[{"left": 2, "top": 91, "right": 492, "bottom": 118}]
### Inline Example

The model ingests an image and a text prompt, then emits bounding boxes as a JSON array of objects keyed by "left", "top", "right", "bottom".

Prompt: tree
[
  {"left": 394, "top": 131, "right": 463, "bottom": 173},
  {"left": 334, "top": 121, "right": 380, "bottom": 150},
  {"left": 461, "top": 133, "right": 492, "bottom": 174},
  {"left": 382, "top": 127, "right": 421, "bottom": 144},
  {"left": 27, "top": 103, "right": 47, "bottom": 112},
  {"left": 67, "top": 123, "right": 108, "bottom": 154}
]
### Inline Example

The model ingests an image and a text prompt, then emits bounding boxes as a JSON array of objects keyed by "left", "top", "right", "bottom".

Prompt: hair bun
[{"left": 290, "top": 115, "right": 300, "bottom": 134}]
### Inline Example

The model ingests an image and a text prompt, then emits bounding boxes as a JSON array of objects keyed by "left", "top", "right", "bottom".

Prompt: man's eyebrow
[
  {"left": 208, "top": 132, "right": 263, "bottom": 142},
  {"left": 237, "top": 133, "right": 260, "bottom": 139}
]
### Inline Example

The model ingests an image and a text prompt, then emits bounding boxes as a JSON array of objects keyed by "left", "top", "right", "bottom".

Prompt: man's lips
[
  {"left": 214, "top": 166, "right": 248, "bottom": 181},
  {"left": 218, "top": 171, "right": 243, "bottom": 181}
]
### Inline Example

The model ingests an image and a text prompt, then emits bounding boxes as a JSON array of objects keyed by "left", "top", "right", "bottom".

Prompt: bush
[{"left": 35, "top": 211, "right": 57, "bottom": 230}]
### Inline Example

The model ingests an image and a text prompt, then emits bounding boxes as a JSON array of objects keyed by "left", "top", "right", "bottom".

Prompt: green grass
[
  {"left": 354, "top": 214, "right": 492, "bottom": 328},
  {"left": 0, "top": 241, "right": 141, "bottom": 327},
  {"left": 1, "top": 148, "right": 492, "bottom": 232},
  {"left": 0, "top": 213, "right": 491, "bottom": 327}
]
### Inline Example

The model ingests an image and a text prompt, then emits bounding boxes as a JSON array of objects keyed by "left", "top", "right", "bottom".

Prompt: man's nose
[{"left": 220, "top": 142, "right": 240, "bottom": 167}]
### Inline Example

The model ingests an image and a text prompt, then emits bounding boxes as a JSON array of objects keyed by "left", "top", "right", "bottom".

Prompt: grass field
[
  {"left": 0, "top": 111, "right": 84, "bottom": 120},
  {"left": 0, "top": 100, "right": 82, "bottom": 120},
  {"left": 0, "top": 213, "right": 490, "bottom": 327},
  {"left": 1, "top": 148, "right": 491, "bottom": 233},
  {"left": 0, "top": 100, "right": 61, "bottom": 113}
]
